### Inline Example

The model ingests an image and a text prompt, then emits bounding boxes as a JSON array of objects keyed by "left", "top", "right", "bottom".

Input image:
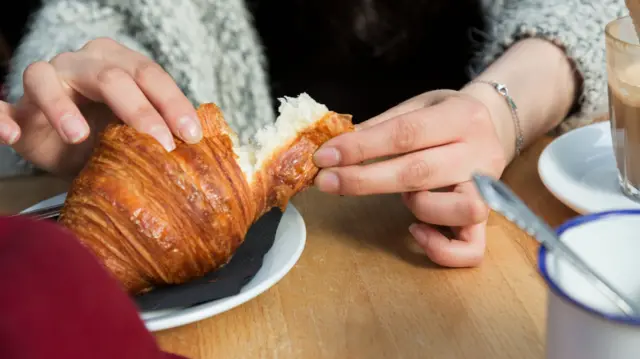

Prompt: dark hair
[
  {"left": 314, "top": 0, "right": 450, "bottom": 61},
  {"left": 250, "top": 0, "right": 481, "bottom": 62},
  {"left": 249, "top": 0, "right": 485, "bottom": 120}
]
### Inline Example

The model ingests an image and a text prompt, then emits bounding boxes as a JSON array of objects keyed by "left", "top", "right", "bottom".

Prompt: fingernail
[
  {"left": 150, "top": 125, "right": 176, "bottom": 152},
  {"left": 409, "top": 223, "right": 428, "bottom": 244},
  {"left": 177, "top": 115, "right": 202, "bottom": 143},
  {"left": 0, "top": 123, "right": 19, "bottom": 145},
  {"left": 408, "top": 223, "right": 419, "bottom": 238},
  {"left": 314, "top": 170, "right": 340, "bottom": 193},
  {"left": 314, "top": 147, "right": 341, "bottom": 167},
  {"left": 60, "top": 114, "right": 89, "bottom": 143}
]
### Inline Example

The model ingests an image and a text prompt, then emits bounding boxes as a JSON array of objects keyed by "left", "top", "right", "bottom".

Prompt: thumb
[{"left": 0, "top": 101, "right": 21, "bottom": 145}]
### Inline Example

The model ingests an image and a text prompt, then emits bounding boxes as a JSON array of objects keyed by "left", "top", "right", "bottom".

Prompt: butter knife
[{"left": 12, "top": 203, "right": 62, "bottom": 220}]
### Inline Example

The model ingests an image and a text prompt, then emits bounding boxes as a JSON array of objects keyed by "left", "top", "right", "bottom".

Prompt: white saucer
[
  {"left": 538, "top": 121, "right": 640, "bottom": 214},
  {"left": 21, "top": 193, "right": 306, "bottom": 332}
]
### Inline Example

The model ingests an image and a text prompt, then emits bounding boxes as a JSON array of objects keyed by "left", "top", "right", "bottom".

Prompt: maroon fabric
[{"left": 0, "top": 216, "right": 186, "bottom": 359}]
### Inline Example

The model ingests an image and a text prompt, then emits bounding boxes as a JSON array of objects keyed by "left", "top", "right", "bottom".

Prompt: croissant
[{"left": 58, "top": 93, "right": 354, "bottom": 295}]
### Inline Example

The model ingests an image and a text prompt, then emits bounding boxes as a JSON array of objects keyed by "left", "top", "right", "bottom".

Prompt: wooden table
[{"left": 0, "top": 134, "right": 580, "bottom": 359}]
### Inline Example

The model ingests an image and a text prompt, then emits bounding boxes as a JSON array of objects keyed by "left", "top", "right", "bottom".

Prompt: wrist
[
  {"left": 460, "top": 39, "right": 577, "bottom": 166},
  {"left": 460, "top": 82, "right": 517, "bottom": 164}
]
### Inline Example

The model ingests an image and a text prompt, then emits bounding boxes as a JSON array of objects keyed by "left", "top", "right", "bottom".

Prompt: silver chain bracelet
[{"left": 471, "top": 80, "right": 524, "bottom": 157}]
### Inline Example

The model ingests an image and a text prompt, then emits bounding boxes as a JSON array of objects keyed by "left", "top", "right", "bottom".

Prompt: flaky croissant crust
[{"left": 59, "top": 103, "right": 353, "bottom": 295}]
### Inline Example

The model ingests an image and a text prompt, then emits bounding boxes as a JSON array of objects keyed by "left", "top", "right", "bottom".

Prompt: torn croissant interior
[{"left": 58, "top": 93, "right": 354, "bottom": 295}]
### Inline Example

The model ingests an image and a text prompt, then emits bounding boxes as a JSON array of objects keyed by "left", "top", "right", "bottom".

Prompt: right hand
[{"left": 0, "top": 37, "right": 202, "bottom": 176}]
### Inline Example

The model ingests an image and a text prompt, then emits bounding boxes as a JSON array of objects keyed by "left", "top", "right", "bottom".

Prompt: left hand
[{"left": 312, "top": 89, "right": 510, "bottom": 267}]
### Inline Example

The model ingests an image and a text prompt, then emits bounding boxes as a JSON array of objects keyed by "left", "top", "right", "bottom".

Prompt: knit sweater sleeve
[
  {"left": 471, "top": 0, "right": 627, "bottom": 133},
  {"left": 0, "top": 0, "right": 153, "bottom": 178}
]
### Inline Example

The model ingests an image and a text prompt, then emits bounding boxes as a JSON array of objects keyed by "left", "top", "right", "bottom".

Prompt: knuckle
[
  {"left": 132, "top": 104, "right": 160, "bottom": 123},
  {"left": 399, "top": 159, "right": 432, "bottom": 191},
  {"left": 349, "top": 141, "right": 367, "bottom": 164},
  {"left": 462, "top": 198, "right": 489, "bottom": 224},
  {"left": 22, "top": 62, "right": 52, "bottom": 92},
  {"left": 390, "top": 118, "right": 419, "bottom": 153},
  {"left": 342, "top": 170, "right": 367, "bottom": 195},
  {"left": 23, "top": 61, "right": 50, "bottom": 81},
  {"left": 46, "top": 94, "right": 71, "bottom": 112},
  {"left": 465, "top": 99, "right": 492, "bottom": 129},
  {"left": 49, "top": 52, "right": 74, "bottom": 67},
  {"left": 132, "top": 61, "right": 164, "bottom": 85},
  {"left": 129, "top": 106, "right": 163, "bottom": 131},
  {"left": 408, "top": 192, "right": 429, "bottom": 218},
  {"left": 96, "top": 66, "right": 129, "bottom": 86},
  {"left": 82, "top": 37, "right": 118, "bottom": 52}
]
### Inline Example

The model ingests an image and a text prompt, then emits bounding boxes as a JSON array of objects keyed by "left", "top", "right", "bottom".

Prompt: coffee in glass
[{"left": 607, "top": 16, "right": 640, "bottom": 200}]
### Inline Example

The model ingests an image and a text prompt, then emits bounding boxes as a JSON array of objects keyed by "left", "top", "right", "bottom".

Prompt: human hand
[
  {"left": 0, "top": 37, "right": 202, "bottom": 176},
  {"left": 312, "top": 89, "right": 511, "bottom": 267}
]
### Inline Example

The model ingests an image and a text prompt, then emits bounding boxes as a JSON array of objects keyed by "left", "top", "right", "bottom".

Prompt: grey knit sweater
[{"left": 0, "top": 0, "right": 628, "bottom": 178}]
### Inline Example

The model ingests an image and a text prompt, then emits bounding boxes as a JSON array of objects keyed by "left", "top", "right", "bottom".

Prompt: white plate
[
  {"left": 538, "top": 121, "right": 640, "bottom": 214},
  {"left": 21, "top": 193, "right": 306, "bottom": 332}
]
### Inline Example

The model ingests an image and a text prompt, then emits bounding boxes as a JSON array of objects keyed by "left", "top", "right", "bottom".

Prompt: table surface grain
[{"left": 0, "top": 132, "right": 583, "bottom": 359}]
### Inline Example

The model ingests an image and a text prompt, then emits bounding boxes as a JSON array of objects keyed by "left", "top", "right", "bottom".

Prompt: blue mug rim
[{"left": 538, "top": 209, "right": 640, "bottom": 326}]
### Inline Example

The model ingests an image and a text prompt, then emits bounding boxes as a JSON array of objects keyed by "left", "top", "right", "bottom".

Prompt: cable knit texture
[
  {"left": 0, "top": 0, "right": 628, "bottom": 178},
  {"left": 472, "top": 0, "right": 627, "bottom": 134}
]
